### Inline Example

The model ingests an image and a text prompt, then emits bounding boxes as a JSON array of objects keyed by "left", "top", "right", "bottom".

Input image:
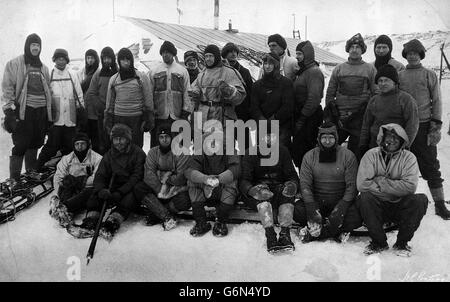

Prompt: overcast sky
[{"left": 0, "top": 0, "right": 449, "bottom": 66}]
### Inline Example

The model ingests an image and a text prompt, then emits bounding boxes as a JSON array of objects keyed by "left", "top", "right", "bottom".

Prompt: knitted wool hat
[
  {"left": 117, "top": 47, "right": 134, "bottom": 64},
  {"left": 24, "top": 33, "right": 42, "bottom": 67},
  {"left": 72, "top": 132, "right": 91, "bottom": 149},
  {"left": 374, "top": 35, "right": 393, "bottom": 52},
  {"left": 184, "top": 50, "right": 199, "bottom": 63},
  {"left": 317, "top": 122, "right": 339, "bottom": 145},
  {"left": 156, "top": 123, "right": 172, "bottom": 137},
  {"left": 375, "top": 64, "right": 399, "bottom": 84},
  {"left": 204, "top": 44, "right": 221, "bottom": 68},
  {"left": 52, "top": 48, "right": 70, "bottom": 63},
  {"left": 160, "top": 41, "right": 177, "bottom": 56},
  {"left": 101, "top": 46, "right": 115, "bottom": 60},
  {"left": 402, "top": 39, "right": 426, "bottom": 59},
  {"left": 110, "top": 123, "right": 132, "bottom": 141},
  {"left": 345, "top": 33, "right": 367, "bottom": 54},
  {"left": 267, "top": 34, "right": 287, "bottom": 50},
  {"left": 221, "top": 42, "right": 239, "bottom": 58},
  {"left": 24, "top": 33, "right": 41, "bottom": 54}
]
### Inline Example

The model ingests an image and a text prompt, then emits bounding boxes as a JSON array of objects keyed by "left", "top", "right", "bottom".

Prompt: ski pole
[{"left": 86, "top": 173, "right": 115, "bottom": 265}]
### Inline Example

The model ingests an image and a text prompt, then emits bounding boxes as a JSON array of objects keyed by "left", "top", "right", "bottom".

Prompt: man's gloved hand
[
  {"left": 141, "top": 111, "right": 155, "bottom": 132},
  {"left": 305, "top": 202, "right": 322, "bottom": 237},
  {"left": 98, "top": 188, "right": 112, "bottom": 201},
  {"left": 180, "top": 110, "right": 191, "bottom": 121},
  {"left": 427, "top": 120, "right": 442, "bottom": 146},
  {"left": 2, "top": 108, "right": 18, "bottom": 134},
  {"left": 326, "top": 199, "right": 350, "bottom": 236},
  {"left": 218, "top": 80, "right": 237, "bottom": 99},
  {"left": 248, "top": 184, "right": 274, "bottom": 201},
  {"left": 282, "top": 181, "right": 297, "bottom": 198}
]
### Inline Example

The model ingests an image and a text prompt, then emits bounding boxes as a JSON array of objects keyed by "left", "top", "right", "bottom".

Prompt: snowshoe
[
  {"left": 277, "top": 227, "right": 295, "bottom": 252},
  {"left": 66, "top": 216, "right": 98, "bottom": 238},
  {"left": 212, "top": 220, "right": 228, "bottom": 237},
  {"left": 190, "top": 221, "right": 211, "bottom": 237},
  {"left": 163, "top": 216, "right": 177, "bottom": 231},
  {"left": 393, "top": 242, "right": 412, "bottom": 257},
  {"left": 100, "top": 219, "right": 120, "bottom": 242},
  {"left": 364, "top": 241, "right": 389, "bottom": 256}
]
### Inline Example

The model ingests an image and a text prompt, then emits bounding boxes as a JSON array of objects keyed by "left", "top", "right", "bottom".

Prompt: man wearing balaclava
[
  {"left": 372, "top": 35, "right": 405, "bottom": 72},
  {"left": 325, "top": 33, "right": 377, "bottom": 158},
  {"left": 133, "top": 123, "right": 191, "bottom": 231},
  {"left": 49, "top": 132, "right": 102, "bottom": 228},
  {"left": 358, "top": 123, "right": 428, "bottom": 256},
  {"left": 294, "top": 122, "right": 362, "bottom": 243},
  {"left": 1, "top": 33, "right": 53, "bottom": 181},
  {"left": 85, "top": 46, "right": 118, "bottom": 154},
  {"left": 190, "top": 44, "right": 246, "bottom": 130},
  {"left": 149, "top": 41, "right": 192, "bottom": 147},
  {"left": 104, "top": 47, "right": 154, "bottom": 148},
  {"left": 251, "top": 52, "right": 294, "bottom": 148}
]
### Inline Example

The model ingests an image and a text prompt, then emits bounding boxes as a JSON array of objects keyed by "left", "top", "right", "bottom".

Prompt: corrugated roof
[{"left": 121, "top": 16, "right": 345, "bottom": 66}]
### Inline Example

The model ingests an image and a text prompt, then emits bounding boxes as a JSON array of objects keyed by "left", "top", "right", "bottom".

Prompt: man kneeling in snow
[
  {"left": 293, "top": 122, "right": 362, "bottom": 242},
  {"left": 357, "top": 123, "right": 428, "bottom": 256},
  {"left": 240, "top": 132, "right": 299, "bottom": 253},
  {"left": 49, "top": 132, "right": 102, "bottom": 227},
  {"left": 78, "top": 124, "right": 146, "bottom": 240},
  {"left": 185, "top": 129, "right": 240, "bottom": 237},
  {"left": 133, "top": 124, "right": 191, "bottom": 230}
]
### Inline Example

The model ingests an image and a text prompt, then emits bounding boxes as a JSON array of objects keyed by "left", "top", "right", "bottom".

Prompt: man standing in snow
[
  {"left": 85, "top": 46, "right": 118, "bottom": 154},
  {"left": 294, "top": 122, "right": 361, "bottom": 242},
  {"left": 240, "top": 132, "right": 299, "bottom": 253},
  {"left": 291, "top": 40, "right": 324, "bottom": 168},
  {"left": 49, "top": 132, "right": 102, "bottom": 227},
  {"left": 149, "top": 41, "right": 192, "bottom": 147},
  {"left": 104, "top": 47, "right": 154, "bottom": 148},
  {"left": 78, "top": 124, "right": 146, "bottom": 240},
  {"left": 357, "top": 123, "right": 428, "bottom": 256},
  {"left": 325, "top": 33, "right": 377, "bottom": 158},
  {"left": 1, "top": 33, "right": 52, "bottom": 181},
  {"left": 36, "top": 48, "right": 84, "bottom": 172},
  {"left": 133, "top": 124, "right": 191, "bottom": 231},
  {"left": 398, "top": 39, "right": 450, "bottom": 220},
  {"left": 185, "top": 129, "right": 240, "bottom": 237}
]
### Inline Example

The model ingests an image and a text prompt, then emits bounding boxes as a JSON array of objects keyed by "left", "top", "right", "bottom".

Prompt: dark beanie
[
  {"left": 375, "top": 64, "right": 399, "bottom": 84},
  {"left": 101, "top": 46, "right": 115, "bottom": 60},
  {"left": 402, "top": 39, "right": 426, "bottom": 60},
  {"left": 204, "top": 44, "right": 222, "bottom": 68},
  {"left": 24, "top": 33, "right": 42, "bottom": 67},
  {"left": 374, "top": 35, "right": 392, "bottom": 51},
  {"left": 110, "top": 123, "right": 132, "bottom": 141},
  {"left": 72, "top": 132, "right": 91, "bottom": 148},
  {"left": 221, "top": 42, "right": 239, "bottom": 58},
  {"left": 117, "top": 47, "right": 134, "bottom": 63},
  {"left": 160, "top": 41, "right": 177, "bottom": 56},
  {"left": 85, "top": 49, "right": 98, "bottom": 59},
  {"left": 184, "top": 50, "right": 199, "bottom": 62},
  {"left": 52, "top": 48, "right": 70, "bottom": 63},
  {"left": 345, "top": 33, "right": 367, "bottom": 54},
  {"left": 156, "top": 123, "right": 173, "bottom": 137},
  {"left": 262, "top": 52, "right": 280, "bottom": 63},
  {"left": 268, "top": 34, "right": 287, "bottom": 50},
  {"left": 24, "top": 33, "right": 41, "bottom": 53}
]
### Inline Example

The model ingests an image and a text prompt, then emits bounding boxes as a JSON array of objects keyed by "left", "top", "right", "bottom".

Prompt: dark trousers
[
  {"left": 97, "top": 113, "right": 110, "bottom": 155},
  {"left": 61, "top": 187, "right": 94, "bottom": 213},
  {"left": 151, "top": 118, "right": 175, "bottom": 148},
  {"left": 113, "top": 115, "right": 144, "bottom": 148},
  {"left": 291, "top": 108, "right": 323, "bottom": 167},
  {"left": 411, "top": 122, "right": 443, "bottom": 189},
  {"left": 11, "top": 106, "right": 48, "bottom": 156},
  {"left": 86, "top": 190, "right": 139, "bottom": 220},
  {"left": 133, "top": 181, "right": 191, "bottom": 213},
  {"left": 358, "top": 192, "right": 428, "bottom": 245},
  {"left": 38, "top": 125, "right": 76, "bottom": 167},
  {"left": 86, "top": 119, "right": 99, "bottom": 153},
  {"left": 293, "top": 198, "right": 362, "bottom": 233}
]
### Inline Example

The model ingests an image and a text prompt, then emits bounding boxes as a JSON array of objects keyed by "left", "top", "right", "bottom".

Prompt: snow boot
[
  {"left": 431, "top": 187, "right": 450, "bottom": 220},
  {"left": 190, "top": 221, "right": 211, "bottom": 237},
  {"left": 265, "top": 226, "right": 279, "bottom": 253},
  {"left": 393, "top": 241, "right": 412, "bottom": 257},
  {"left": 277, "top": 227, "right": 295, "bottom": 252},
  {"left": 212, "top": 220, "right": 228, "bottom": 237},
  {"left": 9, "top": 155, "right": 23, "bottom": 181},
  {"left": 49, "top": 196, "right": 73, "bottom": 228},
  {"left": 66, "top": 213, "right": 99, "bottom": 238},
  {"left": 24, "top": 148, "right": 38, "bottom": 172},
  {"left": 363, "top": 241, "right": 389, "bottom": 255},
  {"left": 100, "top": 212, "right": 124, "bottom": 241}
]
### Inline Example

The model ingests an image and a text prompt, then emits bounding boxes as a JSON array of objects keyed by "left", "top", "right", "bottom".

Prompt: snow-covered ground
[{"left": 1, "top": 79, "right": 450, "bottom": 282}]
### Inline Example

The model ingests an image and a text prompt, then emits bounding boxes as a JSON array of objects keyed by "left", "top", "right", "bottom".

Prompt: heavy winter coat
[
  {"left": 360, "top": 87, "right": 419, "bottom": 148},
  {"left": 258, "top": 53, "right": 299, "bottom": 81},
  {"left": 85, "top": 69, "right": 112, "bottom": 120},
  {"left": 240, "top": 144, "right": 299, "bottom": 195},
  {"left": 229, "top": 61, "right": 253, "bottom": 121},
  {"left": 149, "top": 61, "right": 192, "bottom": 120},
  {"left": 53, "top": 149, "right": 103, "bottom": 194},
  {"left": 293, "top": 41, "right": 324, "bottom": 123},
  {"left": 144, "top": 146, "right": 190, "bottom": 193},
  {"left": 357, "top": 124, "right": 419, "bottom": 203},
  {"left": 398, "top": 64, "right": 442, "bottom": 123},
  {"left": 93, "top": 144, "right": 146, "bottom": 195},
  {"left": 1, "top": 55, "right": 52, "bottom": 121},
  {"left": 300, "top": 145, "right": 358, "bottom": 205}
]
